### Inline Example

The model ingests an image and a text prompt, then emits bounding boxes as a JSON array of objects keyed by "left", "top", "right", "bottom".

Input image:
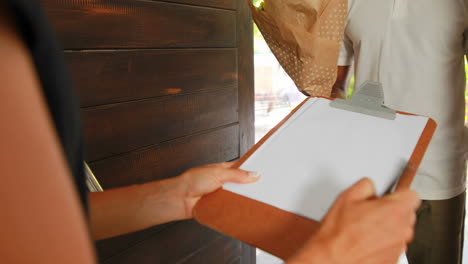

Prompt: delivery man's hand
[{"left": 287, "top": 178, "right": 420, "bottom": 264}]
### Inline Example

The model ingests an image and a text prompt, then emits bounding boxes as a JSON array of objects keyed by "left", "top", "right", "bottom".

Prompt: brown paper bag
[{"left": 249, "top": 0, "right": 347, "bottom": 96}]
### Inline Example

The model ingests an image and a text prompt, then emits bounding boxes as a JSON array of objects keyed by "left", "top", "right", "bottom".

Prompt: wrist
[
  {"left": 141, "top": 177, "right": 188, "bottom": 222},
  {"left": 288, "top": 234, "right": 336, "bottom": 264}
]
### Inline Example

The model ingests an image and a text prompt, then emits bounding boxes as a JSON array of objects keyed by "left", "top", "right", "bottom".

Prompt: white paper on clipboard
[{"left": 224, "top": 97, "right": 428, "bottom": 221}]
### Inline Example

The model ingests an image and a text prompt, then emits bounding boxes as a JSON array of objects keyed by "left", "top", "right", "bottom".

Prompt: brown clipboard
[{"left": 194, "top": 96, "right": 437, "bottom": 260}]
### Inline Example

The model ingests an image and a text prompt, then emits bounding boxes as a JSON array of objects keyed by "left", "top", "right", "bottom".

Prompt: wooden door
[{"left": 42, "top": 0, "right": 255, "bottom": 263}]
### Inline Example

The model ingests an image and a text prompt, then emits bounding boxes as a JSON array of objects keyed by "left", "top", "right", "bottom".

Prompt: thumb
[
  {"left": 341, "top": 177, "right": 376, "bottom": 203},
  {"left": 216, "top": 168, "right": 261, "bottom": 185}
]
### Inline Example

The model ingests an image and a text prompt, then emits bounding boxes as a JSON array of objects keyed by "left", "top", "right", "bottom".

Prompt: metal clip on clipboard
[
  {"left": 330, "top": 80, "right": 396, "bottom": 120},
  {"left": 84, "top": 162, "right": 104, "bottom": 192}
]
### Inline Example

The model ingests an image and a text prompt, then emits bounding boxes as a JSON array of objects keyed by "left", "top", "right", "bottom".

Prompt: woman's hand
[
  {"left": 287, "top": 178, "right": 420, "bottom": 264},
  {"left": 175, "top": 162, "right": 260, "bottom": 219},
  {"left": 89, "top": 162, "right": 259, "bottom": 240}
]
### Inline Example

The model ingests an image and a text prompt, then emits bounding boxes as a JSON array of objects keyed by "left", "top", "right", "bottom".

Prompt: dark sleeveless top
[{"left": 8, "top": 0, "right": 88, "bottom": 210}]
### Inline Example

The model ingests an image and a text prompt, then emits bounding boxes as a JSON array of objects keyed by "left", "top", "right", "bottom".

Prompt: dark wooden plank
[
  {"left": 65, "top": 49, "right": 237, "bottom": 107},
  {"left": 103, "top": 220, "right": 222, "bottom": 264},
  {"left": 224, "top": 240, "right": 243, "bottom": 264},
  {"left": 181, "top": 237, "right": 242, "bottom": 264},
  {"left": 90, "top": 125, "right": 239, "bottom": 189},
  {"left": 237, "top": 0, "right": 255, "bottom": 157},
  {"left": 241, "top": 242, "right": 256, "bottom": 264},
  {"left": 96, "top": 223, "right": 175, "bottom": 261},
  {"left": 229, "top": 256, "right": 242, "bottom": 264},
  {"left": 83, "top": 88, "right": 238, "bottom": 161},
  {"left": 42, "top": 0, "right": 236, "bottom": 49},
  {"left": 162, "top": 0, "right": 236, "bottom": 10},
  {"left": 237, "top": 1, "right": 256, "bottom": 263}
]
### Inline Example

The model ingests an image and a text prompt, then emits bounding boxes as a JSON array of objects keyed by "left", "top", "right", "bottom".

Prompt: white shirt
[{"left": 339, "top": 0, "right": 468, "bottom": 200}]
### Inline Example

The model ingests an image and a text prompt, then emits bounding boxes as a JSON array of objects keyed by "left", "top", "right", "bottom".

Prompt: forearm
[
  {"left": 286, "top": 236, "right": 333, "bottom": 264},
  {"left": 88, "top": 177, "right": 185, "bottom": 240}
]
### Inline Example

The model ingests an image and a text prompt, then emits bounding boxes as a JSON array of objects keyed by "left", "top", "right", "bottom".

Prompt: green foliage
[
  {"left": 465, "top": 61, "right": 468, "bottom": 122},
  {"left": 252, "top": 0, "right": 263, "bottom": 6},
  {"left": 347, "top": 75, "right": 355, "bottom": 100},
  {"left": 465, "top": 59, "right": 468, "bottom": 81},
  {"left": 254, "top": 23, "right": 262, "bottom": 40},
  {"left": 252, "top": 0, "right": 264, "bottom": 40},
  {"left": 465, "top": 61, "right": 468, "bottom": 98}
]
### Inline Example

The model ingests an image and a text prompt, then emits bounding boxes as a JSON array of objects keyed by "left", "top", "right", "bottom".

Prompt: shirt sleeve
[{"left": 337, "top": 32, "right": 354, "bottom": 66}]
